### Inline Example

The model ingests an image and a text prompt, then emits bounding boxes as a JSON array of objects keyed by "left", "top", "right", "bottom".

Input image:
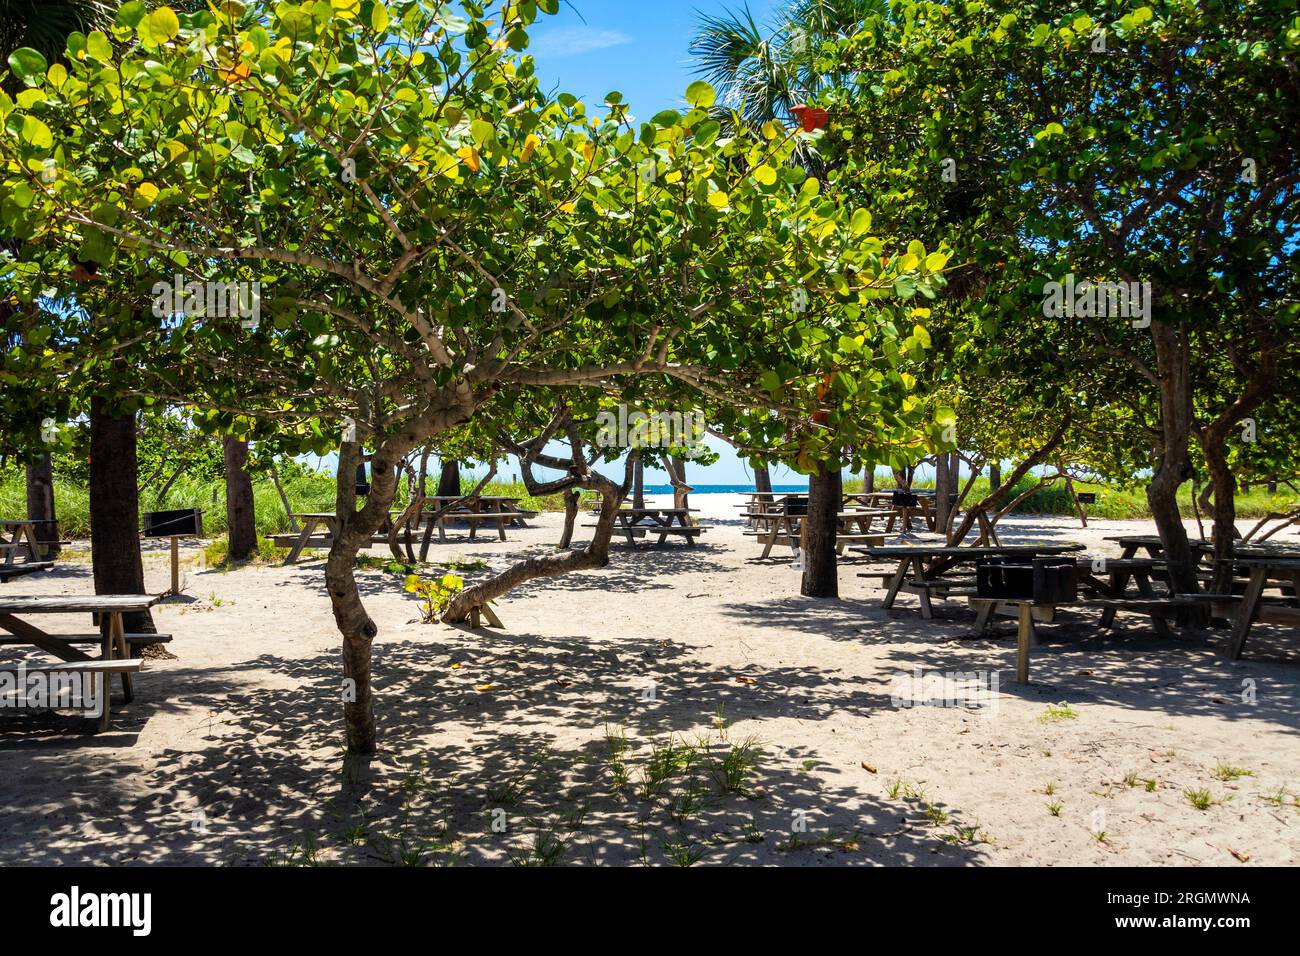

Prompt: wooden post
[
  {"left": 1016, "top": 604, "right": 1033, "bottom": 684},
  {"left": 170, "top": 535, "right": 180, "bottom": 595}
]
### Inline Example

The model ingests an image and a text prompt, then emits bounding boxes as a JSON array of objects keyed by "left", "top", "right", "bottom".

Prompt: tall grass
[
  {"left": 0, "top": 470, "right": 577, "bottom": 539},
  {"left": 841, "top": 475, "right": 1296, "bottom": 521}
]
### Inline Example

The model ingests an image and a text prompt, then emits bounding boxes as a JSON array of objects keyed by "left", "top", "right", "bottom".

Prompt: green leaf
[
  {"left": 19, "top": 115, "right": 53, "bottom": 149},
  {"left": 115, "top": 1, "right": 148, "bottom": 28},
  {"left": 685, "top": 80, "right": 716, "bottom": 109},
  {"left": 148, "top": 7, "right": 181, "bottom": 43},
  {"left": 693, "top": 120, "right": 720, "bottom": 147},
  {"left": 850, "top": 208, "right": 872, "bottom": 235},
  {"left": 86, "top": 31, "right": 113, "bottom": 62},
  {"left": 371, "top": 2, "right": 390, "bottom": 33},
  {"left": 7, "top": 48, "right": 47, "bottom": 86}
]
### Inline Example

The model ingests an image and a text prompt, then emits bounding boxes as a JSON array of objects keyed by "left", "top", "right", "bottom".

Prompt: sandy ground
[{"left": 0, "top": 494, "right": 1297, "bottom": 866}]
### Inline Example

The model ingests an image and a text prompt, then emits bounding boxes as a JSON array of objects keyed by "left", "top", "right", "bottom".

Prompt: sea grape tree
[{"left": 1, "top": 0, "right": 943, "bottom": 752}]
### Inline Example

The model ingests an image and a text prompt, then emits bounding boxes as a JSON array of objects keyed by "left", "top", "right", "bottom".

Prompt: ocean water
[{"left": 642, "top": 484, "right": 808, "bottom": 495}]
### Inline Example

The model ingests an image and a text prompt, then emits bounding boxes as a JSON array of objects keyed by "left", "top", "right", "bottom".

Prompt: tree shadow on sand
[
  {"left": 717, "top": 590, "right": 1300, "bottom": 734},
  {"left": 0, "top": 622, "right": 988, "bottom": 866}
]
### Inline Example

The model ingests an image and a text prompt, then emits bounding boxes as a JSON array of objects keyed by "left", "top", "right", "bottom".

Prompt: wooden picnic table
[
  {"left": 0, "top": 519, "right": 47, "bottom": 564},
  {"left": 280, "top": 512, "right": 341, "bottom": 564},
  {"left": 0, "top": 594, "right": 162, "bottom": 731},
  {"left": 854, "top": 543, "right": 1086, "bottom": 618},
  {"left": 1217, "top": 557, "right": 1300, "bottom": 660},
  {"left": 591, "top": 507, "right": 710, "bottom": 547},
  {"left": 746, "top": 509, "right": 889, "bottom": 558}
]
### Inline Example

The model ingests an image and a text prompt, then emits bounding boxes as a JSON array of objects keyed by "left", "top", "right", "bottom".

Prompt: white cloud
[{"left": 527, "top": 27, "right": 632, "bottom": 58}]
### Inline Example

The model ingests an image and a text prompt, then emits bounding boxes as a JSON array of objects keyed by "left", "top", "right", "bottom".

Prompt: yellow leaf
[
  {"left": 456, "top": 145, "right": 480, "bottom": 173},
  {"left": 581, "top": 141, "right": 595, "bottom": 164},
  {"left": 559, "top": 201, "right": 576, "bottom": 213},
  {"left": 475, "top": 683, "right": 494, "bottom": 692},
  {"left": 754, "top": 164, "right": 777, "bottom": 186},
  {"left": 450, "top": 663, "right": 461, "bottom": 670},
  {"left": 136, "top": 182, "right": 159, "bottom": 205},
  {"left": 520, "top": 133, "right": 540, "bottom": 161},
  {"left": 219, "top": 61, "right": 251, "bottom": 84},
  {"left": 707, "top": 190, "right": 729, "bottom": 209}
]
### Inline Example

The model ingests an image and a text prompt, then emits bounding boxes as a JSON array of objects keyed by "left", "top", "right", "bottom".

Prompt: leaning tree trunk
[
  {"left": 89, "top": 398, "right": 154, "bottom": 635},
  {"left": 754, "top": 461, "right": 773, "bottom": 495},
  {"left": 1202, "top": 439, "right": 1240, "bottom": 596},
  {"left": 1146, "top": 321, "right": 1201, "bottom": 601},
  {"left": 25, "top": 451, "right": 59, "bottom": 557},
  {"left": 444, "top": 473, "right": 626, "bottom": 622},
  {"left": 801, "top": 462, "right": 841, "bottom": 598},
  {"left": 988, "top": 462, "right": 1001, "bottom": 493},
  {"left": 223, "top": 436, "right": 256, "bottom": 561},
  {"left": 437, "top": 459, "right": 461, "bottom": 497}
]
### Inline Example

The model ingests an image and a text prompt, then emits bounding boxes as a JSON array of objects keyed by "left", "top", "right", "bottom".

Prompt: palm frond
[{"left": 0, "top": 0, "right": 117, "bottom": 65}]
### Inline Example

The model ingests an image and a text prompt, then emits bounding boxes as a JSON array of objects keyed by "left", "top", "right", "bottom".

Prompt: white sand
[{"left": 0, "top": 494, "right": 1297, "bottom": 866}]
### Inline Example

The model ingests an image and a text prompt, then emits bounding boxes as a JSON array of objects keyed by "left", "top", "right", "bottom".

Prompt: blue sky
[{"left": 525, "top": 0, "right": 781, "bottom": 116}]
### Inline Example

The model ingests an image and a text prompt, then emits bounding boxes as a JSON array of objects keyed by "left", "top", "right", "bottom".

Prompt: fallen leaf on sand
[
  {"left": 1229, "top": 848, "right": 1250, "bottom": 862},
  {"left": 735, "top": 677, "right": 756, "bottom": 684},
  {"left": 861, "top": 762, "right": 877, "bottom": 773},
  {"left": 475, "top": 683, "right": 493, "bottom": 692}
]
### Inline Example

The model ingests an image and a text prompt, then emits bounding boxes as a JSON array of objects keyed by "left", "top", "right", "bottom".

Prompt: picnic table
[
  {"left": 1212, "top": 556, "right": 1300, "bottom": 660},
  {"left": 746, "top": 509, "right": 888, "bottom": 558},
  {"left": 588, "top": 507, "right": 711, "bottom": 547},
  {"left": 0, "top": 594, "right": 164, "bottom": 731},
  {"left": 0, "top": 519, "right": 48, "bottom": 564},
  {"left": 277, "top": 512, "right": 341, "bottom": 564},
  {"left": 853, "top": 543, "right": 1086, "bottom": 618},
  {"left": 852, "top": 491, "right": 936, "bottom": 532}
]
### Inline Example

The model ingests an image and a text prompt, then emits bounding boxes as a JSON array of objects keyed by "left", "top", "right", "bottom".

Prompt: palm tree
[
  {"left": 689, "top": 0, "right": 884, "bottom": 131},
  {"left": 2, "top": 1, "right": 117, "bottom": 554},
  {"left": 1, "top": 1, "right": 116, "bottom": 80}
]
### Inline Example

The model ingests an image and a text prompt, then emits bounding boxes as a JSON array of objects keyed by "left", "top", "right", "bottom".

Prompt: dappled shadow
[
  {"left": 718, "top": 585, "right": 1300, "bottom": 735},
  {"left": 0, "top": 623, "right": 987, "bottom": 866}
]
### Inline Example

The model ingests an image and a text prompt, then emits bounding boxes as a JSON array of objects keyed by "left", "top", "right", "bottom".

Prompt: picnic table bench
[{"left": 0, "top": 594, "right": 164, "bottom": 732}]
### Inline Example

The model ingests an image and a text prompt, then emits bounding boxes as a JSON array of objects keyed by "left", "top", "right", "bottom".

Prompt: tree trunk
[
  {"left": 801, "top": 463, "right": 841, "bottom": 598},
  {"left": 754, "top": 461, "right": 772, "bottom": 495},
  {"left": 89, "top": 398, "right": 154, "bottom": 634},
  {"left": 223, "top": 436, "right": 256, "bottom": 561},
  {"left": 988, "top": 462, "right": 1001, "bottom": 491},
  {"left": 558, "top": 489, "right": 581, "bottom": 548},
  {"left": 944, "top": 418, "right": 1072, "bottom": 553},
  {"left": 670, "top": 456, "right": 691, "bottom": 512},
  {"left": 444, "top": 472, "right": 626, "bottom": 622},
  {"left": 632, "top": 458, "right": 645, "bottom": 509},
  {"left": 326, "top": 438, "right": 409, "bottom": 755},
  {"left": 934, "top": 453, "right": 951, "bottom": 531},
  {"left": 25, "top": 452, "right": 59, "bottom": 557},
  {"left": 1146, "top": 321, "right": 1200, "bottom": 600},
  {"left": 268, "top": 459, "right": 299, "bottom": 532},
  {"left": 437, "top": 459, "right": 461, "bottom": 497}
]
